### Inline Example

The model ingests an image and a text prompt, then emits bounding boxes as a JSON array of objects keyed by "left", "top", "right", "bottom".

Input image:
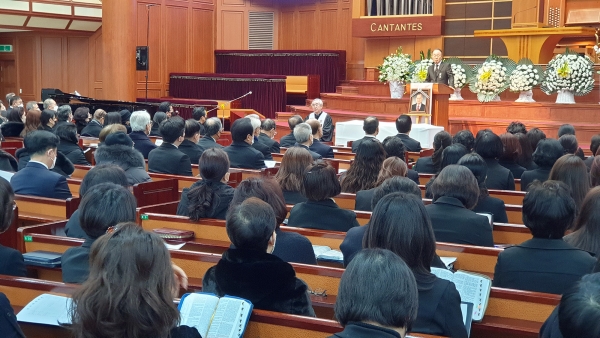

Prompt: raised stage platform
[{"left": 277, "top": 80, "right": 600, "bottom": 146}]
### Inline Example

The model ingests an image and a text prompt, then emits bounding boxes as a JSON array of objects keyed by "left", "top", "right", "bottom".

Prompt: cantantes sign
[{"left": 352, "top": 16, "right": 442, "bottom": 38}]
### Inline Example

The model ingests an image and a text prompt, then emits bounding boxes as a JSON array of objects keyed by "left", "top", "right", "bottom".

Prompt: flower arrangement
[
  {"left": 509, "top": 58, "right": 544, "bottom": 93},
  {"left": 411, "top": 50, "right": 434, "bottom": 83},
  {"left": 469, "top": 55, "right": 516, "bottom": 103},
  {"left": 541, "top": 51, "right": 595, "bottom": 96},
  {"left": 378, "top": 47, "right": 415, "bottom": 83},
  {"left": 446, "top": 57, "right": 472, "bottom": 89}
]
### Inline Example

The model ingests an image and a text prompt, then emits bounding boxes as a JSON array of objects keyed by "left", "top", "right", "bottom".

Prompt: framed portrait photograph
[{"left": 407, "top": 84, "right": 433, "bottom": 124}]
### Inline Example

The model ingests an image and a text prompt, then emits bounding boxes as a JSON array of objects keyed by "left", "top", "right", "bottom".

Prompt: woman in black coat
[
  {"left": 498, "top": 132, "right": 526, "bottom": 179},
  {"left": 55, "top": 123, "right": 90, "bottom": 165},
  {"left": 414, "top": 131, "right": 452, "bottom": 174},
  {"left": 0, "top": 179, "right": 26, "bottom": 278},
  {"left": 475, "top": 130, "right": 515, "bottom": 190},
  {"left": 177, "top": 148, "right": 234, "bottom": 220},
  {"left": 364, "top": 193, "right": 468, "bottom": 338},
  {"left": 0, "top": 108, "right": 24, "bottom": 138},
  {"left": 94, "top": 133, "right": 151, "bottom": 186},
  {"left": 520, "top": 138, "right": 564, "bottom": 192},
  {"left": 288, "top": 160, "right": 360, "bottom": 232},
  {"left": 274, "top": 147, "right": 313, "bottom": 205}
]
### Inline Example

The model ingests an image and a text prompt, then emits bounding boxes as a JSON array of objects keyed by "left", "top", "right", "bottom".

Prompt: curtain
[
  {"left": 215, "top": 50, "right": 346, "bottom": 93},
  {"left": 169, "top": 73, "right": 286, "bottom": 119}
]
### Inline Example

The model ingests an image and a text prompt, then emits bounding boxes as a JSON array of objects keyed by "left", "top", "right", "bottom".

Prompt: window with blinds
[{"left": 249, "top": 12, "right": 274, "bottom": 50}]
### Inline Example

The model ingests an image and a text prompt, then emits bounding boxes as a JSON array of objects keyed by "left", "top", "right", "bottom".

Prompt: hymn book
[
  {"left": 430, "top": 268, "right": 492, "bottom": 321},
  {"left": 178, "top": 292, "right": 253, "bottom": 338}
]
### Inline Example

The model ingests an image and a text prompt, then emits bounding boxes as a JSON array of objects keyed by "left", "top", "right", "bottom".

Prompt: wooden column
[{"left": 102, "top": 0, "right": 136, "bottom": 102}]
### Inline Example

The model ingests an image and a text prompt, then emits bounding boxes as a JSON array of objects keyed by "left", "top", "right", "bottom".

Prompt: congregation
[{"left": 1, "top": 91, "right": 600, "bottom": 338}]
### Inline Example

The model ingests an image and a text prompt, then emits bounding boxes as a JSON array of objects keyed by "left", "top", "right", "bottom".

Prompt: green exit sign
[{"left": 0, "top": 45, "right": 13, "bottom": 52}]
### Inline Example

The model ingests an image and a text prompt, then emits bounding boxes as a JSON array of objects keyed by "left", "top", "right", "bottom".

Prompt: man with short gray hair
[
  {"left": 53, "top": 105, "right": 72, "bottom": 130},
  {"left": 198, "top": 117, "right": 224, "bottom": 150},
  {"left": 293, "top": 123, "right": 322, "bottom": 160},
  {"left": 246, "top": 116, "right": 272, "bottom": 160},
  {"left": 80, "top": 109, "right": 106, "bottom": 138},
  {"left": 43, "top": 98, "right": 57, "bottom": 111},
  {"left": 306, "top": 98, "right": 334, "bottom": 142},
  {"left": 128, "top": 110, "right": 156, "bottom": 159}
]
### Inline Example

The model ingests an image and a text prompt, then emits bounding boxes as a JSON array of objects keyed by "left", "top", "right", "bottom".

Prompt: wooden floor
[{"left": 277, "top": 80, "right": 600, "bottom": 146}]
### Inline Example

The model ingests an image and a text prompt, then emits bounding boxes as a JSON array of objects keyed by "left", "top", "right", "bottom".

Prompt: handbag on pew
[
  {"left": 23, "top": 251, "right": 62, "bottom": 268},
  {"left": 152, "top": 228, "right": 195, "bottom": 240}
]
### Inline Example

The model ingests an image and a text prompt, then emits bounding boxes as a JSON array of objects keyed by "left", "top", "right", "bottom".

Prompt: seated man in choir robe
[{"left": 306, "top": 98, "right": 334, "bottom": 142}]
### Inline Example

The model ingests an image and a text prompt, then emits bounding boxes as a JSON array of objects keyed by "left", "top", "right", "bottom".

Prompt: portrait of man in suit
[
  {"left": 410, "top": 93, "right": 427, "bottom": 112},
  {"left": 425, "top": 49, "right": 454, "bottom": 88}
]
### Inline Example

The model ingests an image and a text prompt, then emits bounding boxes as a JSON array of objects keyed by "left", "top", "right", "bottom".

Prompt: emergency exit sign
[{"left": 0, "top": 45, "right": 13, "bottom": 52}]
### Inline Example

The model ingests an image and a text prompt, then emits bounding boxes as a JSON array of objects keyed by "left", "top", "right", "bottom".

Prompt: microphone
[
  {"left": 219, "top": 92, "right": 253, "bottom": 125},
  {"left": 513, "top": 5, "right": 537, "bottom": 23}
]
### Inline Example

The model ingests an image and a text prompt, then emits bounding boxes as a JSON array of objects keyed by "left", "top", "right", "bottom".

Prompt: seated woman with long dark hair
[
  {"left": 0, "top": 108, "right": 24, "bottom": 137},
  {"left": 549, "top": 154, "right": 590, "bottom": 217},
  {"left": 564, "top": 187, "right": 600, "bottom": 257},
  {"left": 458, "top": 153, "right": 509, "bottom": 223},
  {"left": 40, "top": 109, "right": 56, "bottom": 132},
  {"left": 20, "top": 109, "right": 41, "bottom": 137},
  {"left": 516, "top": 132, "right": 537, "bottom": 170},
  {"left": 274, "top": 147, "right": 313, "bottom": 205},
  {"left": 498, "top": 132, "right": 526, "bottom": 179},
  {"left": 364, "top": 193, "right": 468, "bottom": 338},
  {"left": 230, "top": 177, "right": 316, "bottom": 265},
  {"left": 177, "top": 148, "right": 234, "bottom": 220},
  {"left": 355, "top": 156, "right": 407, "bottom": 211},
  {"left": 0, "top": 178, "right": 26, "bottom": 277},
  {"left": 340, "top": 138, "right": 386, "bottom": 193},
  {"left": 414, "top": 131, "right": 452, "bottom": 174},
  {"left": 55, "top": 123, "right": 90, "bottom": 165},
  {"left": 72, "top": 107, "right": 91, "bottom": 135},
  {"left": 69, "top": 223, "right": 200, "bottom": 338},
  {"left": 288, "top": 160, "right": 360, "bottom": 232},
  {"left": 330, "top": 249, "right": 418, "bottom": 338}
]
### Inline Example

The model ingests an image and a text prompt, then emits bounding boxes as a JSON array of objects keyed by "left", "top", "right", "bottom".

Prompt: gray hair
[
  {"left": 246, "top": 116, "right": 261, "bottom": 130},
  {"left": 311, "top": 98, "right": 323, "bottom": 106},
  {"left": 130, "top": 110, "right": 151, "bottom": 132},
  {"left": 56, "top": 105, "right": 72, "bottom": 121},
  {"left": 261, "top": 119, "right": 276, "bottom": 131},
  {"left": 43, "top": 98, "right": 56, "bottom": 109},
  {"left": 204, "top": 117, "right": 222, "bottom": 136},
  {"left": 294, "top": 123, "right": 312, "bottom": 143}
]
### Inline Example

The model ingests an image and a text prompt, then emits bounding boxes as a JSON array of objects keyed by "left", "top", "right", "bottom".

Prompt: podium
[{"left": 408, "top": 83, "right": 453, "bottom": 130}]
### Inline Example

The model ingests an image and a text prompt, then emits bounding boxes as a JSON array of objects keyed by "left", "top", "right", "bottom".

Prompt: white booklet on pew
[
  {"left": 312, "top": 245, "right": 344, "bottom": 263},
  {"left": 178, "top": 292, "right": 253, "bottom": 338},
  {"left": 430, "top": 268, "right": 491, "bottom": 322},
  {"left": 16, "top": 294, "right": 72, "bottom": 326}
]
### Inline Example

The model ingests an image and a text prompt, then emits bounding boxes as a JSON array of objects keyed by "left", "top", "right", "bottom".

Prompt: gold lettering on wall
[{"left": 369, "top": 23, "right": 425, "bottom": 32}]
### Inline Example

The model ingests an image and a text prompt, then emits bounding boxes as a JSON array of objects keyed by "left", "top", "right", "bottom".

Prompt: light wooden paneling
[
  {"left": 16, "top": 36, "right": 36, "bottom": 101},
  {"left": 191, "top": 8, "right": 215, "bottom": 73},
  {"left": 66, "top": 37, "right": 89, "bottom": 94},
  {"left": 40, "top": 37, "right": 63, "bottom": 91},
  {"left": 221, "top": 11, "right": 245, "bottom": 49},
  {"left": 320, "top": 10, "right": 339, "bottom": 48},
  {"left": 297, "top": 10, "right": 317, "bottom": 49},
  {"left": 279, "top": 11, "right": 296, "bottom": 49},
  {"left": 165, "top": 6, "right": 189, "bottom": 74}
]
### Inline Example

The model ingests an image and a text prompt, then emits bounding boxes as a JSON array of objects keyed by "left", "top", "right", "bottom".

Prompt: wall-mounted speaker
[{"left": 136, "top": 46, "right": 149, "bottom": 71}]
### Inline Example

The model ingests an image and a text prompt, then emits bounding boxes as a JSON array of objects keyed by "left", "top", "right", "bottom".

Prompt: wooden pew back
[{"left": 15, "top": 195, "right": 79, "bottom": 225}]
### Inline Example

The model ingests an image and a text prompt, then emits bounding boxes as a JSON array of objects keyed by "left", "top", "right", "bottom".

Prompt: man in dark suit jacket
[
  {"left": 128, "top": 110, "right": 156, "bottom": 159},
  {"left": 279, "top": 115, "right": 303, "bottom": 148},
  {"left": 411, "top": 93, "right": 427, "bottom": 111},
  {"left": 395, "top": 114, "right": 421, "bottom": 152},
  {"left": 381, "top": 135, "right": 419, "bottom": 184},
  {"left": 352, "top": 117, "right": 379, "bottom": 153},
  {"left": 148, "top": 116, "right": 193, "bottom": 176},
  {"left": 246, "top": 116, "right": 273, "bottom": 160},
  {"left": 192, "top": 107, "right": 207, "bottom": 135},
  {"left": 197, "top": 117, "right": 225, "bottom": 150},
  {"left": 10, "top": 131, "right": 72, "bottom": 200},
  {"left": 223, "top": 118, "right": 266, "bottom": 169},
  {"left": 52, "top": 105, "right": 73, "bottom": 131},
  {"left": 306, "top": 119, "right": 333, "bottom": 158},
  {"left": 292, "top": 123, "right": 322, "bottom": 160},
  {"left": 80, "top": 109, "right": 106, "bottom": 138},
  {"left": 0, "top": 292, "right": 25, "bottom": 338},
  {"left": 258, "top": 118, "right": 280, "bottom": 153},
  {"left": 425, "top": 49, "right": 454, "bottom": 87},
  {"left": 493, "top": 181, "right": 596, "bottom": 294},
  {"left": 178, "top": 119, "right": 205, "bottom": 165}
]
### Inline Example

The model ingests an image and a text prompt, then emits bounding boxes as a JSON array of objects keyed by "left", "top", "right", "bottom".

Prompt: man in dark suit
[
  {"left": 197, "top": 117, "right": 225, "bottom": 150},
  {"left": 292, "top": 123, "right": 322, "bottom": 160},
  {"left": 10, "top": 131, "right": 72, "bottom": 199},
  {"left": 352, "top": 117, "right": 379, "bottom": 153},
  {"left": 247, "top": 116, "right": 273, "bottom": 160},
  {"left": 148, "top": 116, "right": 193, "bottom": 176},
  {"left": 80, "top": 109, "right": 106, "bottom": 138},
  {"left": 279, "top": 115, "right": 303, "bottom": 148},
  {"left": 52, "top": 105, "right": 73, "bottom": 131},
  {"left": 192, "top": 107, "right": 207, "bottom": 136},
  {"left": 306, "top": 119, "right": 333, "bottom": 158},
  {"left": 178, "top": 119, "right": 204, "bottom": 165},
  {"left": 381, "top": 136, "right": 419, "bottom": 184},
  {"left": 127, "top": 110, "right": 156, "bottom": 159},
  {"left": 411, "top": 93, "right": 426, "bottom": 111},
  {"left": 223, "top": 118, "right": 266, "bottom": 169},
  {"left": 425, "top": 48, "right": 454, "bottom": 87},
  {"left": 258, "top": 119, "right": 280, "bottom": 154},
  {"left": 395, "top": 114, "right": 422, "bottom": 152},
  {"left": 493, "top": 181, "right": 596, "bottom": 295}
]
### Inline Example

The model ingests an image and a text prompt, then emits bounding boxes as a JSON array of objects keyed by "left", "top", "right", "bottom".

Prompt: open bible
[
  {"left": 178, "top": 292, "right": 253, "bottom": 338},
  {"left": 430, "top": 268, "right": 492, "bottom": 322}
]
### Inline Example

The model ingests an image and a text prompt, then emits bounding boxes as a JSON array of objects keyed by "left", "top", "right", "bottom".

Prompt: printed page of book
[
  {"left": 16, "top": 294, "right": 72, "bottom": 326},
  {"left": 453, "top": 271, "right": 491, "bottom": 321},
  {"left": 207, "top": 296, "right": 252, "bottom": 338},
  {"left": 179, "top": 293, "right": 220, "bottom": 338},
  {"left": 312, "top": 245, "right": 332, "bottom": 258},
  {"left": 430, "top": 267, "right": 455, "bottom": 282}
]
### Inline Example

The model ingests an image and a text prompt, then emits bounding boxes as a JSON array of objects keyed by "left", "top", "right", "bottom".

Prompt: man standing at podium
[{"left": 426, "top": 49, "right": 454, "bottom": 88}]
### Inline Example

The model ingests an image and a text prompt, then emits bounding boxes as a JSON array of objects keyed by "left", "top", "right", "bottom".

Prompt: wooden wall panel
[
  {"left": 165, "top": 6, "right": 189, "bottom": 74},
  {"left": 40, "top": 37, "right": 63, "bottom": 92},
  {"left": 191, "top": 8, "right": 215, "bottom": 73},
  {"left": 89, "top": 28, "right": 103, "bottom": 99},
  {"left": 66, "top": 37, "right": 89, "bottom": 95},
  {"left": 279, "top": 11, "right": 296, "bottom": 49},
  {"left": 221, "top": 11, "right": 245, "bottom": 49},
  {"left": 320, "top": 10, "right": 339, "bottom": 48},
  {"left": 16, "top": 37, "right": 36, "bottom": 102},
  {"left": 297, "top": 10, "right": 317, "bottom": 49}
]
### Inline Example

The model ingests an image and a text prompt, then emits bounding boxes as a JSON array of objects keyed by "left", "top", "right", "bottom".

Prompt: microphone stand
[{"left": 211, "top": 91, "right": 253, "bottom": 128}]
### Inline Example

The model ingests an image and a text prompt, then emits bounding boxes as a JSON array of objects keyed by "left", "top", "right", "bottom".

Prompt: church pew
[
  {"left": 0, "top": 207, "right": 19, "bottom": 250},
  {"left": 272, "top": 153, "right": 351, "bottom": 171},
  {"left": 14, "top": 194, "right": 79, "bottom": 227},
  {"left": 418, "top": 173, "right": 522, "bottom": 192}
]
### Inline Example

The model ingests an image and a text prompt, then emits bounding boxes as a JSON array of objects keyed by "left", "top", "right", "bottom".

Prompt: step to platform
[{"left": 335, "top": 85, "right": 359, "bottom": 95}]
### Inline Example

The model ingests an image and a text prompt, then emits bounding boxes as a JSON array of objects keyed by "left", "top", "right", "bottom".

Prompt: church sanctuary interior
[{"left": 1, "top": 0, "right": 600, "bottom": 337}]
